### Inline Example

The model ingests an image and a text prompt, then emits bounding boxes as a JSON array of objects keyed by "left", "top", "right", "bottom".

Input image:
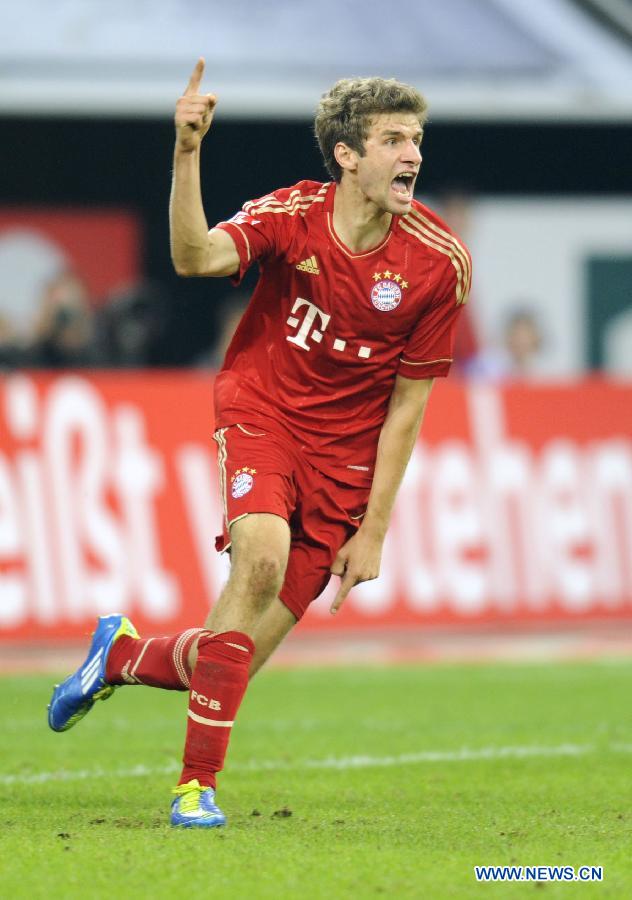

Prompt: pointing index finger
[
  {"left": 330, "top": 571, "right": 355, "bottom": 615},
  {"left": 185, "top": 57, "right": 205, "bottom": 95}
]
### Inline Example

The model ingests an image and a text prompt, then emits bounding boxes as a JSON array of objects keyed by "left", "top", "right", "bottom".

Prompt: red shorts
[{"left": 213, "top": 423, "right": 369, "bottom": 620}]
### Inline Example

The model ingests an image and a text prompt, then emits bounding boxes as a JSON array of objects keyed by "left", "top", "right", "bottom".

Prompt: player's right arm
[{"left": 169, "top": 58, "right": 240, "bottom": 278}]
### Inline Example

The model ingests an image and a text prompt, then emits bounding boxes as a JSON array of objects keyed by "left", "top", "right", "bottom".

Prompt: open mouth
[{"left": 391, "top": 172, "right": 415, "bottom": 200}]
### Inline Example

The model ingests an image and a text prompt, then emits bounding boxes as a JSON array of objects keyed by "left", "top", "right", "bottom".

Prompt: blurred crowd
[
  {"left": 0, "top": 270, "right": 170, "bottom": 371},
  {"left": 0, "top": 265, "right": 548, "bottom": 379},
  {"left": 0, "top": 190, "right": 552, "bottom": 379}
]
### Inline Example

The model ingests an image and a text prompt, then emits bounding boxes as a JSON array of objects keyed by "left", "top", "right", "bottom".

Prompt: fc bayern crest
[
  {"left": 231, "top": 467, "right": 256, "bottom": 499},
  {"left": 371, "top": 280, "right": 401, "bottom": 311},
  {"left": 370, "top": 272, "right": 408, "bottom": 311}
]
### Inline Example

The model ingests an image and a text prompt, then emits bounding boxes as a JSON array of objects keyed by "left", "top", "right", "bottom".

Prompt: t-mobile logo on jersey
[
  {"left": 286, "top": 298, "right": 331, "bottom": 351},
  {"left": 285, "top": 296, "right": 373, "bottom": 359}
]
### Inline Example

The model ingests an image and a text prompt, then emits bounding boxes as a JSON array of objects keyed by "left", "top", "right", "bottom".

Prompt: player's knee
[
  {"left": 248, "top": 553, "right": 285, "bottom": 596},
  {"left": 233, "top": 552, "right": 285, "bottom": 599}
]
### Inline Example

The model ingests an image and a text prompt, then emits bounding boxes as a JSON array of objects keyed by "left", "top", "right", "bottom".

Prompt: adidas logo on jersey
[{"left": 296, "top": 255, "right": 320, "bottom": 275}]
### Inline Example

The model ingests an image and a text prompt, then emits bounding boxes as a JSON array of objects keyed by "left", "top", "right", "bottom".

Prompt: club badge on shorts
[
  {"left": 370, "top": 271, "right": 408, "bottom": 311},
  {"left": 231, "top": 467, "right": 256, "bottom": 499}
]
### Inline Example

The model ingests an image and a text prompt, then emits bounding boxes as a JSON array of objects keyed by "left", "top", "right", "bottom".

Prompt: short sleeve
[
  {"left": 398, "top": 253, "right": 471, "bottom": 380},
  {"left": 214, "top": 192, "right": 290, "bottom": 284}
]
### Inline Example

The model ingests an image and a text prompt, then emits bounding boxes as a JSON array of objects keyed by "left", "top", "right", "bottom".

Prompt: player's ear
[{"left": 334, "top": 141, "right": 359, "bottom": 175}]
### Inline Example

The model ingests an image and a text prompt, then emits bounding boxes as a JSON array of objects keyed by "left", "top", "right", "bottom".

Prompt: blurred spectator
[
  {"left": 0, "top": 313, "right": 23, "bottom": 370},
  {"left": 465, "top": 307, "right": 547, "bottom": 380},
  {"left": 27, "top": 270, "right": 101, "bottom": 368},
  {"left": 98, "top": 281, "right": 169, "bottom": 367},
  {"left": 196, "top": 293, "right": 250, "bottom": 369},
  {"left": 0, "top": 227, "right": 67, "bottom": 351}
]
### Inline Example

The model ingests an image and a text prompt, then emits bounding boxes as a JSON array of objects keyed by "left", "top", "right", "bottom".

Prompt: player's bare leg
[
  {"left": 171, "top": 512, "right": 291, "bottom": 827},
  {"left": 49, "top": 513, "right": 296, "bottom": 825},
  {"left": 84, "top": 514, "right": 293, "bottom": 696},
  {"left": 203, "top": 513, "right": 291, "bottom": 635},
  {"left": 249, "top": 598, "right": 297, "bottom": 674}
]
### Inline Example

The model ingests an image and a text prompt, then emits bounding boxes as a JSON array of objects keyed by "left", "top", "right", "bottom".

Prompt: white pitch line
[
  {"left": 0, "top": 761, "right": 181, "bottom": 786},
  {"left": 610, "top": 742, "right": 632, "bottom": 753},
  {"left": 2, "top": 742, "right": 630, "bottom": 787}
]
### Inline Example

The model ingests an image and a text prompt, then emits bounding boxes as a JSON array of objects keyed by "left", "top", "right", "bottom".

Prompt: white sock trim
[
  {"left": 173, "top": 628, "right": 204, "bottom": 689},
  {"left": 129, "top": 638, "right": 154, "bottom": 685},
  {"left": 187, "top": 709, "right": 234, "bottom": 728},
  {"left": 223, "top": 641, "right": 251, "bottom": 653}
]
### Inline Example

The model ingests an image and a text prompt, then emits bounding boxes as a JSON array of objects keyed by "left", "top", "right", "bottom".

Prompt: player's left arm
[{"left": 330, "top": 375, "right": 434, "bottom": 613}]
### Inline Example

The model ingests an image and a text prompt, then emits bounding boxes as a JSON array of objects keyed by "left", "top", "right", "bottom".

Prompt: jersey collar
[{"left": 323, "top": 182, "right": 397, "bottom": 260}]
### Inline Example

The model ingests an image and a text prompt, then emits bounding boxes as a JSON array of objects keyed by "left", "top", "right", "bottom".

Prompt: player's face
[{"left": 356, "top": 114, "right": 423, "bottom": 214}]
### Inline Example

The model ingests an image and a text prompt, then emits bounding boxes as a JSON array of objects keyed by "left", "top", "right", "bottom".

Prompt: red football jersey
[{"left": 214, "top": 180, "right": 471, "bottom": 486}]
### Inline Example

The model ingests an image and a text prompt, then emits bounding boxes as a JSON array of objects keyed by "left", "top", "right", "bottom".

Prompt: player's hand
[
  {"left": 329, "top": 529, "right": 383, "bottom": 615},
  {"left": 175, "top": 58, "right": 217, "bottom": 153}
]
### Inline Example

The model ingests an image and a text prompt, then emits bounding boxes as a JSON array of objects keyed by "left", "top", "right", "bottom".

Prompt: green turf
[{"left": 1, "top": 660, "right": 631, "bottom": 898}]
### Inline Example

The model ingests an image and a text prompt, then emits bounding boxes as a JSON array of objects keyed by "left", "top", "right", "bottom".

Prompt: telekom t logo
[{"left": 286, "top": 298, "right": 331, "bottom": 351}]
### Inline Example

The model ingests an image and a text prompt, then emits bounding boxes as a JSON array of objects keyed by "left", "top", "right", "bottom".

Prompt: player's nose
[{"left": 402, "top": 140, "right": 422, "bottom": 164}]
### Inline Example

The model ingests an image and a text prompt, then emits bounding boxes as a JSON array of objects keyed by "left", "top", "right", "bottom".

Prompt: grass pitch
[{"left": 1, "top": 659, "right": 631, "bottom": 898}]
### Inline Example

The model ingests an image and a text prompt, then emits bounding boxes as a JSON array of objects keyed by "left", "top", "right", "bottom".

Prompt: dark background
[{"left": 2, "top": 117, "right": 631, "bottom": 363}]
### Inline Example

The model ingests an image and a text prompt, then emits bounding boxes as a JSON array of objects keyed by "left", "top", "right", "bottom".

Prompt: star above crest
[{"left": 372, "top": 272, "right": 408, "bottom": 289}]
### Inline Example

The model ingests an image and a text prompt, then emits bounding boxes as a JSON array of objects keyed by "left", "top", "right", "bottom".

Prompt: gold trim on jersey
[
  {"left": 399, "top": 213, "right": 471, "bottom": 305},
  {"left": 243, "top": 197, "right": 326, "bottom": 218},
  {"left": 213, "top": 428, "right": 229, "bottom": 528},
  {"left": 326, "top": 213, "right": 393, "bottom": 259},
  {"left": 243, "top": 185, "right": 328, "bottom": 218},
  {"left": 399, "top": 219, "right": 468, "bottom": 304},
  {"left": 400, "top": 356, "right": 453, "bottom": 366},
  {"left": 409, "top": 208, "right": 471, "bottom": 299}
]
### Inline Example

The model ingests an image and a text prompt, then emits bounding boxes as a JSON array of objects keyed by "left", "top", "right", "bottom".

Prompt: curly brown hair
[{"left": 314, "top": 77, "right": 428, "bottom": 182}]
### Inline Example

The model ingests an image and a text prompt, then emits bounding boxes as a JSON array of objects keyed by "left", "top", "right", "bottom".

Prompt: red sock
[
  {"left": 105, "top": 628, "right": 205, "bottom": 690},
  {"left": 179, "top": 631, "right": 255, "bottom": 789}
]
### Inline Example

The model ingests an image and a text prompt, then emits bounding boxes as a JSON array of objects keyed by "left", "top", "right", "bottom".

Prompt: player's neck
[{"left": 332, "top": 181, "right": 392, "bottom": 253}]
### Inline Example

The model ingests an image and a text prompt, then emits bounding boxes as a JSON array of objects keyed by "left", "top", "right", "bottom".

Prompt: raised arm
[{"left": 169, "top": 58, "right": 240, "bottom": 278}]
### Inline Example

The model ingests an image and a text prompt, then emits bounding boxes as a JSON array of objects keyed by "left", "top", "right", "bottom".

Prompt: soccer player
[{"left": 48, "top": 58, "right": 471, "bottom": 828}]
